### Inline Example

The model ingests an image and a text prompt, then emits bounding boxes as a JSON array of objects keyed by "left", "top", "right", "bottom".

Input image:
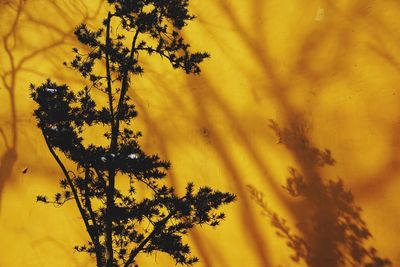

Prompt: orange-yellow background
[{"left": 1, "top": 0, "right": 399, "bottom": 266}]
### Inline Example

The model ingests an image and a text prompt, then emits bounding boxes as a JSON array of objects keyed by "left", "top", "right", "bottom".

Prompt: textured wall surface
[{"left": 1, "top": 0, "right": 399, "bottom": 266}]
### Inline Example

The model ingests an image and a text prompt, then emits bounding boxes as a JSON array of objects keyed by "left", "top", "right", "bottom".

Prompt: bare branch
[
  {"left": 124, "top": 212, "right": 174, "bottom": 267},
  {"left": 41, "top": 130, "right": 97, "bottom": 250}
]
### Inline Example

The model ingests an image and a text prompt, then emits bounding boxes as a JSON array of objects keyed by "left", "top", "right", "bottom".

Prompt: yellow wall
[{"left": 1, "top": 0, "right": 399, "bottom": 266}]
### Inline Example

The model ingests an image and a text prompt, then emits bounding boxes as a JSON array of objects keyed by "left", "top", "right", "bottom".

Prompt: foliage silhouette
[
  {"left": 29, "top": 1, "right": 235, "bottom": 266},
  {"left": 248, "top": 121, "right": 391, "bottom": 267}
]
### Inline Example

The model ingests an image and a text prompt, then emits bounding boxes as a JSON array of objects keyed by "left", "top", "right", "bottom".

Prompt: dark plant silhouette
[
  {"left": 248, "top": 121, "right": 391, "bottom": 267},
  {"left": 29, "top": 1, "right": 235, "bottom": 267}
]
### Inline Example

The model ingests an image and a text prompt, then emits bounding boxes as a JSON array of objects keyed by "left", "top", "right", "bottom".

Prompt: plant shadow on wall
[
  {"left": 0, "top": 0, "right": 104, "bottom": 211},
  {"left": 248, "top": 120, "right": 391, "bottom": 267},
  {"left": 198, "top": 0, "right": 400, "bottom": 198},
  {"left": 30, "top": 1, "right": 235, "bottom": 267},
  {"left": 181, "top": 1, "right": 400, "bottom": 265}
]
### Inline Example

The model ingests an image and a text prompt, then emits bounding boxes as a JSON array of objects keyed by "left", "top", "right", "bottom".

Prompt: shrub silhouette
[
  {"left": 248, "top": 121, "right": 391, "bottom": 267},
  {"left": 29, "top": 1, "right": 235, "bottom": 266}
]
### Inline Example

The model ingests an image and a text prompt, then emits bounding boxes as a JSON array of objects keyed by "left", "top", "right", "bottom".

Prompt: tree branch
[
  {"left": 0, "top": 127, "right": 9, "bottom": 149},
  {"left": 41, "top": 130, "right": 98, "bottom": 257},
  {"left": 104, "top": 25, "right": 140, "bottom": 267},
  {"left": 124, "top": 212, "right": 175, "bottom": 267},
  {"left": 136, "top": 47, "right": 185, "bottom": 69},
  {"left": 105, "top": 12, "right": 115, "bottom": 133},
  {"left": 104, "top": 12, "right": 119, "bottom": 267},
  {"left": 113, "top": 28, "right": 140, "bottom": 148},
  {"left": 84, "top": 168, "right": 104, "bottom": 266}
]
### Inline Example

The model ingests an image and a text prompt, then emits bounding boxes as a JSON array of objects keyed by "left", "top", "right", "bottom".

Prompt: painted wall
[{"left": 1, "top": 0, "right": 399, "bottom": 266}]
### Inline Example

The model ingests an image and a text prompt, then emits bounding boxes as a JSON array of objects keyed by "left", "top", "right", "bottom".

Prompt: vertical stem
[
  {"left": 84, "top": 169, "right": 104, "bottom": 267},
  {"left": 114, "top": 29, "right": 139, "bottom": 139},
  {"left": 104, "top": 9, "right": 140, "bottom": 265},
  {"left": 104, "top": 12, "right": 115, "bottom": 267},
  {"left": 105, "top": 12, "right": 115, "bottom": 131},
  {"left": 105, "top": 175, "right": 115, "bottom": 267},
  {"left": 104, "top": 15, "right": 140, "bottom": 266}
]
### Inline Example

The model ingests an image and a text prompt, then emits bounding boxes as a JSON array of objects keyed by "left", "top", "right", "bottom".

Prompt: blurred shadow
[
  {"left": 0, "top": 0, "right": 103, "bottom": 211},
  {"left": 133, "top": 0, "right": 400, "bottom": 265},
  {"left": 31, "top": 236, "right": 93, "bottom": 267},
  {"left": 0, "top": 0, "right": 23, "bottom": 211},
  {"left": 185, "top": 75, "right": 273, "bottom": 267},
  {"left": 129, "top": 89, "right": 222, "bottom": 267},
  {"left": 248, "top": 120, "right": 391, "bottom": 267},
  {"left": 191, "top": 1, "right": 400, "bottom": 265}
]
